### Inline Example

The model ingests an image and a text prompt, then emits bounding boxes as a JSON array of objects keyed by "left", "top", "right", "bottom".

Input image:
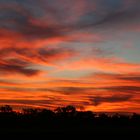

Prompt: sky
[{"left": 0, "top": 0, "right": 140, "bottom": 112}]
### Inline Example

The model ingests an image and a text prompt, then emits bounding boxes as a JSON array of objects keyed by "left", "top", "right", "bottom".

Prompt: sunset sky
[{"left": 0, "top": 0, "right": 140, "bottom": 112}]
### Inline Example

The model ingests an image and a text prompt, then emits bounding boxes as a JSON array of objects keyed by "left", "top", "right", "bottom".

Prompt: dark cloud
[
  {"left": 92, "top": 8, "right": 140, "bottom": 28},
  {"left": 0, "top": 59, "right": 40, "bottom": 76},
  {"left": 93, "top": 72, "right": 140, "bottom": 83},
  {"left": 108, "top": 73, "right": 140, "bottom": 82},
  {"left": 0, "top": 86, "right": 92, "bottom": 94},
  {"left": 0, "top": 87, "right": 56, "bottom": 93},
  {"left": 51, "top": 85, "right": 140, "bottom": 95},
  {"left": 0, "top": 99, "right": 54, "bottom": 106},
  {"left": 0, "top": 47, "right": 33, "bottom": 58},
  {"left": 38, "top": 47, "right": 71, "bottom": 56},
  {"left": 91, "top": 95, "right": 133, "bottom": 106},
  {"left": 0, "top": 4, "right": 65, "bottom": 40},
  {"left": 102, "top": 86, "right": 140, "bottom": 93},
  {"left": 119, "top": 76, "right": 140, "bottom": 82},
  {"left": 1, "top": 86, "right": 90, "bottom": 94},
  {"left": 77, "top": 0, "right": 140, "bottom": 30},
  {"left": 1, "top": 0, "right": 139, "bottom": 41},
  {"left": 51, "top": 87, "right": 95, "bottom": 95},
  {"left": 39, "top": 1, "right": 140, "bottom": 32},
  {"left": 0, "top": 46, "right": 77, "bottom": 77},
  {"left": 38, "top": 47, "right": 76, "bottom": 61},
  {"left": 0, "top": 46, "right": 77, "bottom": 67},
  {"left": 19, "top": 20, "right": 63, "bottom": 40}
]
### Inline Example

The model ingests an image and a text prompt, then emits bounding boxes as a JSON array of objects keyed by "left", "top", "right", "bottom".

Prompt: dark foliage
[{"left": 0, "top": 105, "right": 139, "bottom": 136}]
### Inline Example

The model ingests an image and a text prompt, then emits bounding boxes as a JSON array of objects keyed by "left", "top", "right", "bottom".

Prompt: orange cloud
[{"left": 57, "top": 57, "right": 140, "bottom": 73}]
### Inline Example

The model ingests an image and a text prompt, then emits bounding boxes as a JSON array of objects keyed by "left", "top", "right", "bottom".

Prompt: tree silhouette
[
  {"left": 0, "top": 104, "right": 139, "bottom": 135},
  {"left": 0, "top": 105, "right": 13, "bottom": 113},
  {"left": 55, "top": 105, "right": 76, "bottom": 113},
  {"left": 22, "top": 108, "right": 41, "bottom": 115},
  {"left": 65, "top": 105, "right": 76, "bottom": 113}
]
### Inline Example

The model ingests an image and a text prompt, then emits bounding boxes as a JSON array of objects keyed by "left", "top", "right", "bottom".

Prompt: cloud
[
  {"left": 89, "top": 72, "right": 140, "bottom": 85},
  {"left": 0, "top": 58, "right": 40, "bottom": 76},
  {"left": 58, "top": 57, "right": 140, "bottom": 73},
  {"left": 92, "top": 72, "right": 139, "bottom": 78},
  {"left": 83, "top": 72, "right": 140, "bottom": 94},
  {"left": 0, "top": 99, "right": 56, "bottom": 109},
  {"left": 91, "top": 95, "right": 133, "bottom": 106},
  {"left": 0, "top": 79, "right": 19, "bottom": 86},
  {"left": 51, "top": 87, "right": 94, "bottom": 95},
  {"left": 1, "top": 0, "right": 139, "bottom": 43},
  {"left": 73, "top": 0, "right": 140, "bottom": 31},
  {"left": 0, "top": 3, "right": 65, "bottom": 40},
  {"left": 102, "top": 86, "right": 140, "bottom": 93},
  {"left": 37, "top": 47, "right": 76, "bottom": 63},
  {"left": 92, "top": 7, "right": 140, "bottom": 29},
  {"left": 119, "top": 75, "right": 140, "bottom": 82},
  {"left": 0, "top": 46, "right": 77, "bottom": 65},
  {"left": 0, "top": 86, "right": 94, "bottom": 95},
  {"left": 0, "top": 98, "right": 89, "bottom": 110},
  {"left": 47, "top": 85, "right": 140, "bottom": 96}
]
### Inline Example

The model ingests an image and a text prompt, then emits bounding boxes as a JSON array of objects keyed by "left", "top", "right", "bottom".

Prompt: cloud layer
[{"left": 0, "top": 0, "right": 140, "bottom": 112}]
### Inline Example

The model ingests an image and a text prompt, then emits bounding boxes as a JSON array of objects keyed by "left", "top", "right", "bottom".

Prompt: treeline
[
  {"left": 0, "top": 104, "right": 139, "bottom": 137},
  {"left": 0, "top": 105, "right": 139, "bottom": 129}
]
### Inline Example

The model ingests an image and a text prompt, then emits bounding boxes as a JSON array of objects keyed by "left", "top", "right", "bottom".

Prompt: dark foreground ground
[{"left": 0, "top": 124, "right": 139, "bottom": 139}]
